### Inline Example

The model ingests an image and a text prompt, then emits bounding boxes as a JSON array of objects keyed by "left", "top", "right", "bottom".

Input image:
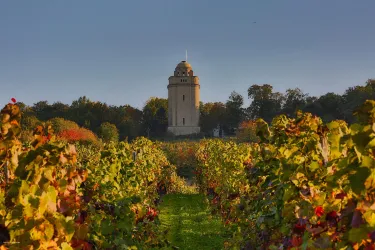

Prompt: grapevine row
[
  {"left": 195, "top": 101, "right": 375, "bottom": 249},
  {"left": 0, "top": 100, "right": 182, "bottom": 249}
]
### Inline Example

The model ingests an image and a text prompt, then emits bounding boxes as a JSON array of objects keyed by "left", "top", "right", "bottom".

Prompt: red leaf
[
  {"left": 291, "top": 236, "right": 303, "bottom": 247},
  {"left": 315, "top": 206, "right": 325, "bottom": 217},
  {"left": 11, "top": 98, "right": 16, "bottom": 103},
  {"left": 335, "top": 192, "right": 347, "bottom": 199}
]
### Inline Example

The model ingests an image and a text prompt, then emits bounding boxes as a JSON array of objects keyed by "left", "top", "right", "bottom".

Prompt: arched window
[
  {"left": 183, "top": 95, "right": 185, "bottom": 101},
  {"left": 183, "top": 118, "right": 185, "bottom": 125}
]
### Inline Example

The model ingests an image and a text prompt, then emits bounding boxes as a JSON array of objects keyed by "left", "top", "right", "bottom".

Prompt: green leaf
[
  {"left": 43, "top": 168, "right": 54, "bottom": 181},
  {"left": 61, "top": 242, "right": 73, "bottom": 250},
  {"left": 349, "top": 167, "right": 371, "bottom": 195},
  {"left": 101, "top": 219, "right": 114, "bottom": 235},
  {"left": 348, "top": 226, "right": 369, "bottom": 243},
  {"left": 309, "top": 161, "right": 320, "bottom": 172},
  {"left": 314, "top": 192, "right": 326, "bottom": 206},
  {"left": 45, "top": 222, "right": 54, "bottom": 240},
  {"left": 117, "top": 218, "right": 132, "bottom": 231},
  {"left": 362, "top": 155, "right": 374, "bottom": 168},
  {"left": 363, "top": 211, "right": 375, "bottom": 227},
  {"left": 283, "top": 185, "right": 297, "bottom": 202}
]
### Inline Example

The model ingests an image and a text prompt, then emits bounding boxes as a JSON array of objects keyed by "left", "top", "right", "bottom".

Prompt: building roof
[{"left": 176, "top": 61, "right": 192, "bottom": 69}]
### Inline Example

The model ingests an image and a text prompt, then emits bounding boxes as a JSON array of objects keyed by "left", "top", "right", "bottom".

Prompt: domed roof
[{"left": 176, "top": 61, "right": 192, "bottom": 69}]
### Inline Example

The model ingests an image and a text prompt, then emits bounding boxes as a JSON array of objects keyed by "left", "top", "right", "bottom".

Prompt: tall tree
[
  {"left": 341, "top": 79, "right": 375, "bottom": 123},
  {"left": 142, "top": 97, "right": 168, "bottom": 137},
  {"left": 32, "top": 101, "right": 53, "bottom": 120},
  {"left": 282, "top": 88, "right": 308, "bottom": 117},
  {"left": 50, "top": 102, "right": 69, "bottom": 118},
  {"left": 303, "top": 93, "right": 344, "bottom": 123},
  {"left": 115, "top": 105, "right": 143, "bottom": 140},
  {"left": 97, "top": 122, "right": 119, "bottom": 143},
  {"left": 225, "top": 91, "right": 244, "bottom": 133},
  {"left": 200, "top": 102, "right": 226, "bottom": 134},
  {"left": 247, "top": 84, "right": 284, "bottom": 123}
]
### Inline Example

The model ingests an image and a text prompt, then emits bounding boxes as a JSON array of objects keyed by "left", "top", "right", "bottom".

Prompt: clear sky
[{"left": 1, "top": 0, "right": 375, "bottom": 109}]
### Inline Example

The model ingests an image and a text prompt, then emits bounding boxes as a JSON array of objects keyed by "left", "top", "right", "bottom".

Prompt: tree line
[{"left": 17, "top": 79, "right": 375, "bottom": 140}]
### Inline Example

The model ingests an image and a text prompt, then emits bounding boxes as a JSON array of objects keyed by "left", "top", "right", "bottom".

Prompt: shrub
[
  {"left": 21, "top": 115, "right": 41, "bottom": 131},
  {"left": 236, "top": 120, "right": 259, "bottom": 142},
  {"left": 97, "top": 122, "right": 119, "bottom": 143},
  {"left": 19, "top": 115, "right": 41, "bottom": 143},
  {"left": 48, "top": 117, "right": 79, "bottom": 134},
  {"left": 58, "top": 127, "right": 99, "bottom": 146}
]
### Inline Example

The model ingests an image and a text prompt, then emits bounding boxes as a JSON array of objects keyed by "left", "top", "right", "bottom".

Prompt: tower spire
[{"left": 186, "top": 49, "right": 188, "bottom": 61}]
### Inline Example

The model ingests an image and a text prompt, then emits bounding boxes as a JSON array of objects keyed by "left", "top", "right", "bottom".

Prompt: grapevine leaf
[
  {"left": 45, "top": 222, "right": 54, "bottom": 240},
  {"left": 349, "top": 167, "right": 371, "bottom": 195},
  {"left": 61, "top": 242, "right": 73, "bottom": 250},
  {"left": 363, "top": 211, "right": 375, "bottom": 227},
  {"left": 75, "top": 224, "right": 89, "bottom": 240},
  {"left": 101, "top": 219, "right": 114, "bottom": 235},
  {"left": 348, "top": 226, "right": 369, "bottom": 243},
  {"left": 309, "top": 161, "right": 320, "bottom": 172}
]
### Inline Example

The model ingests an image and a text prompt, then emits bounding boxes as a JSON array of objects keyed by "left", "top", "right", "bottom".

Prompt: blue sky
[{"left": 1, "top": 0, "right": 375, "bottom": 109}]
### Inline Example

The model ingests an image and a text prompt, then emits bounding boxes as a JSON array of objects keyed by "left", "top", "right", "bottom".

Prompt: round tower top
[
  {"left": 176, "top": 61, "right": 192, "bottom": 70},
  {"left": 174, "top": 61, "right": 194, "bottom": 77}
]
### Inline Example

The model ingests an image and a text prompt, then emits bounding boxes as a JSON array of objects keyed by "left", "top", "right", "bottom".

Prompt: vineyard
[
  {"left": 0, "top": 99, "right": 186, "bottom": 249},
  {"left": 1, "top": 99, "right": 375, "bottom": 249},
  {"left": 194, "top": 101, "right": 375, "bottom": 249}
]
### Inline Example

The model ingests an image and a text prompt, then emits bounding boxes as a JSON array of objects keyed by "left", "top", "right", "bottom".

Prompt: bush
[
  {"left": 21, "top": 115, "right": 41, "bottom": 131},
  {"left": 47, "top": 117, "right": 79, "bottom": 134},
  {"left": 236, "top": 120, "right": 259, "bottom": 142},
  {"left": 97, "top": 122, "right": 119, "bottom": 143},
  {"left": 58, "top": 127, "right": 99, "bottom": 146},
  {"left": 20, "top": 115, "right": 42, "bottom": 143}
]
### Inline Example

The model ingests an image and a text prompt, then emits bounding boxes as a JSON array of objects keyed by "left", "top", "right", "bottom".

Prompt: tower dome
[
  {"left": 174, "top": 61, "right": 193, "bottom": 76},
  {"left": 176, "top": 61, "right": 192, "bottom": 69}
]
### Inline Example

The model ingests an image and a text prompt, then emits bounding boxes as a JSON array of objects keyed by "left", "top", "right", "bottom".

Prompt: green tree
[
  {"left": 200, "top": 102, "right": 227, "bottom": 135},
  {"left": 247, "top": 84, "right": 284, "bottom": 123},
  {"left": 341, "top": 79, "right": 375, "bottom": 123},
  {"left": 225, "top": 91, "right": 245, "bottom": 134},
  {"left": 115, "top": 105, "right": 143, "bottom": 140},
  {"left": 142, "top": 97, "right": 168, "bottom": 137},
  {"left": 50, "top": 102, "right": 69, "bottom": 118},
  {"left": 303, "top": 92, "right": 344, "bottom": 123},
  {"left": 32, "top": 101, "right": 53, "bottom": 120},
  {"left": 21, "top": 115, "right": 41, "bottom": 131},
  {"left": 97, "top": 122, "right": 119, "bottom": 143},
  {"left": 48, "top": 117, "right": 79, "bottom": 134},
  {"left": 282, "top": 88, "right": 308, "bottom": 117}
]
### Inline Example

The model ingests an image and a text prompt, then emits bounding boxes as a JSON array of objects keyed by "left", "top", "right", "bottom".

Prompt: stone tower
[{"left": 167, "top": 61, "right": 200, "bottom": 136}]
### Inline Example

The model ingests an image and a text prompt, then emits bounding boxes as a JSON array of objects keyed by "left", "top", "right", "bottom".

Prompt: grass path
[{"left": 157, "top": 194, "right": 231, "bottom": 250}]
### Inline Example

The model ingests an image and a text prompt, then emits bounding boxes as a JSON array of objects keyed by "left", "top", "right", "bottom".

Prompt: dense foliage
[
  {"left": 236, "top": 120, "right": 259, "bottom": 143},
  {"left": 195, "top": 100, "right": 375, "bottom": 249},
  {"left": 0, "top": 100, "right": 183, "bottom": 249},
  {"left": 97, "top": 122, "right": 119, "bottom": 143}
]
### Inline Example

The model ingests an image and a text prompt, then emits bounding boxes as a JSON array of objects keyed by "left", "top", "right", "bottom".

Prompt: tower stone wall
[{"left": 167, "top": 61, "right": 200, "bottom": 135}]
